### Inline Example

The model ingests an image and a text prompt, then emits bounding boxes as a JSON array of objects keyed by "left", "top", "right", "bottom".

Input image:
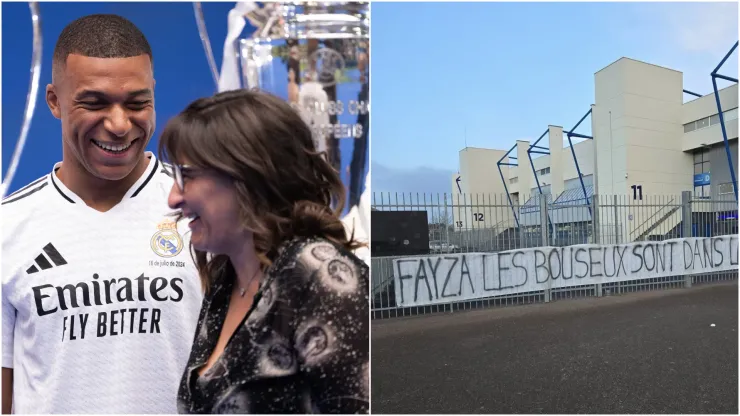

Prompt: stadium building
[{"left": 451, "top": 57, "right": 738, "bottom": 246}]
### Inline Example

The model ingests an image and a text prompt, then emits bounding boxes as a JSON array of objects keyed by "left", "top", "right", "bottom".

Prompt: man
[{"left": 2, "top": 14, "right": 202, "bottom": 414}]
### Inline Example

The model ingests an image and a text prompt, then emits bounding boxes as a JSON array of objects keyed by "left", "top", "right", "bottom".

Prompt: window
[
  {"left": 694, "top": 149, "right": 710, "bottom": 169},
  {"left": 694, "top": 184, "right": 711, "bottom": 199},
  {"left": 694, "top": 148, "right": 710, "bottom": 198},
  {"left": 697, "top": 162, "right": 710, "bottom": 174},
  {"left": 539, "top": 167, "right": 550, "bottom": 176},
  {"left": 510, "top": 177, "right": 518, "bottom": 184},
  {"left": 719, "top": 183, "right": 734, "bottom": 195},
  {"left": 725, "top": 107, "right": 738, "bottom": 121},
  {"left": 685, "top": 108, "right": 738, "bottom": 133},
  {"left": 694, "top": 149, "right": 710, "bottom": 184},
  {"left": 694, "top": 151, "right": 704, "bottom": 164}
]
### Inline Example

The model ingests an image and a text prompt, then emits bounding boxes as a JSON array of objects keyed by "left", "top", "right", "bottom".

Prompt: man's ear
[{"left": 46, "top": 84, "right": 61, "bottom": 120}]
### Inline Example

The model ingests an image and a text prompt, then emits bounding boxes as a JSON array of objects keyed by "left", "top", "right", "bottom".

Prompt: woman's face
[{"left": 167, "top": 160, "right": 246, "bottom": 255}]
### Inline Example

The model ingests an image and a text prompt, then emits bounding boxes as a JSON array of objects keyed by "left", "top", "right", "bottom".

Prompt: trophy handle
[{"left": 2, "top": 2, "right": 42, "bottom": 199}]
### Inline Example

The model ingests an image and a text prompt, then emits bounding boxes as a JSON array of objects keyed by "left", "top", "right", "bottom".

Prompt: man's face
[{"left": 46, "top": 54, "right": 155, "bottom": 181}]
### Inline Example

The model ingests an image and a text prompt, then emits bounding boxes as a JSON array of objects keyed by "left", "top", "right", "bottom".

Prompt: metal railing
[
  {"left": 371, "top": 191, "right": 738, "bottom": 319},
  {"left": 629, "top": 198, "right": 677, "bottom": 241}
]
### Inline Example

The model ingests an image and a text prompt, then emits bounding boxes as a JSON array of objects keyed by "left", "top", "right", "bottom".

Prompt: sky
[
  {"left": 371, "top": 1, "right": 739, "bottom": 196},
  {"left": 1, "top": 2, "right": 367, "bottom": 202}
]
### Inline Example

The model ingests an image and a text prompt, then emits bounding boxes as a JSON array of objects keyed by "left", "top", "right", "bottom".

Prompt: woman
[{"left": 158, "top": 89, "right": 369, "bottom": 414}]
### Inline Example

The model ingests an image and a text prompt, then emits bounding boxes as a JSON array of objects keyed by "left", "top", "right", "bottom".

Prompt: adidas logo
[{"left": 26, "top": 243, "right": 67, "bottom": 274}]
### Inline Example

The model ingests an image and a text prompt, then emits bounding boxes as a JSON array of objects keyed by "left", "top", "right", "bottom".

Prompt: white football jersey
[{"left": 2, "top": 153, "right": 203, "bottom": 414}]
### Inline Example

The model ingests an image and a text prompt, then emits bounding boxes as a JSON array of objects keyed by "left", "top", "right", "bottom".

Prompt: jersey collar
[{"left": 50, "top": 152, "right": 160, "bottom": 204}]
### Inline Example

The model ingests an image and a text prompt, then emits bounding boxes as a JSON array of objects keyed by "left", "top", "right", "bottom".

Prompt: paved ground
[{"left": 371, "top": 282, "right": 738, "bottom": 414}]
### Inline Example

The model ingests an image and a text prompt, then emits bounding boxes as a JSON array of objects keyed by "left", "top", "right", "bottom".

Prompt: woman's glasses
[{"left": 172, "top": 164, "right": 193, "bottom": 192}]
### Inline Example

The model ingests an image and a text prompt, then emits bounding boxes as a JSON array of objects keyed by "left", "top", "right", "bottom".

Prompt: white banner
[{"left": 393, "top": 235, "right": 739, "bottom": 307}]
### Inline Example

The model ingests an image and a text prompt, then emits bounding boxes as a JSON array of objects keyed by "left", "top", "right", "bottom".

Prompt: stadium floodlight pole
[
  {"left": 527, "top": 129, "right": 554, "bottom": 236},
  {"left": 1, "top": 2, "right": 42, "bottom": 199},
  {"left": 565, "top": 108, "right": 594, "bottom": 217},
  {"left": 710, "top": 40, "right": 739, "bottom": 201},
  {"left": 497, "top": 144, "right": 520, "bottom": 228}
]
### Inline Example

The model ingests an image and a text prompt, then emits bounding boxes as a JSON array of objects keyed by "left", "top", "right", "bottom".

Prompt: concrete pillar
[
  {"left": 516, "top": 140, "right": 533, "bottom": 202},
  {"left": 548, "top": 125, "right": 565, "bottom": 199}
]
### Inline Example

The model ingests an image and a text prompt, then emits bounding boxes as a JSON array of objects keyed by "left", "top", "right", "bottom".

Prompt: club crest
[{"left": 151, "top": 219, "right": 184, "bottom": 258}]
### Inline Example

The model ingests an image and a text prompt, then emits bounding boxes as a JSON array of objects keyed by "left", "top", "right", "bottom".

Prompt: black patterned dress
[{"left": 177, "top": 237, "right": 369, "bottom": 414}]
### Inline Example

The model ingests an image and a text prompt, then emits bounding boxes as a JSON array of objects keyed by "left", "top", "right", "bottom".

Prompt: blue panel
[
  {"left": 717, "top": 211, "right": 738, "bottom": 220},
  {"left": 694, "top": 173, "right": 711, "bottom": 186}
]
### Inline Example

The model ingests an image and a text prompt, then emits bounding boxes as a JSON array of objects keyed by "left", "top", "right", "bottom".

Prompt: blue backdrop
[{"left": 2, "top": 2, "right": 367, "bottom": 207}]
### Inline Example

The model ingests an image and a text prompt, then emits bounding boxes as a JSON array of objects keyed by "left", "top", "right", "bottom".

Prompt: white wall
[
  {"left": 515, "top": 141, "right": 533, "bottom": 202},
  {"left": 561, "top": 140, "right": 595, "bottom": 183},
  {"left": 682, "top": 84, "right": 739, "bottom": 151},
  {"left": 458, "top": 147, "right": 510, "bottom": 195},
  {"left": 683, "top": 84, "right": 738, "bottom": 125},
  {"left": 451, "top": 147, "right": 514, "bottom": 231},
  {"left": 509, "top": 137, "right": 594, "bottom": 200},
  {"left": 548, "top": 126, "right": 565, "bottom": 198},
  {"left": 593, "top": 57, "right": 690, "bottom": 242},
  {"left": 684, "top": 121, "right": 739, "bottom": 151}
]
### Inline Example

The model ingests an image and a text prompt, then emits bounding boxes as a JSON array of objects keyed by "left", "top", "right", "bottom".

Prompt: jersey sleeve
[
  {"left": 2, "top": 206, "right": 21, "bottom": 370},
  {"left": 2, "top": 286, "right": 16, "bottom": 368}
]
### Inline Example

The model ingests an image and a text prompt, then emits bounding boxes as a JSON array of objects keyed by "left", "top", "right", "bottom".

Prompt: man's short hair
[{"left": 52, "top": 14, "right": 153, "bottom": 81}]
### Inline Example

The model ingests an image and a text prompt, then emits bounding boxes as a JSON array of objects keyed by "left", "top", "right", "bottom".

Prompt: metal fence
[{"left": 371, "top": 191, "right": 738, "bottom": 319}]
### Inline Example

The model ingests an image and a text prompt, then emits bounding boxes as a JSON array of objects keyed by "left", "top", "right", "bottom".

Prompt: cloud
[
  {"left": 625, "top": 2, "right": 738, "bottom": 94},
  {"left": 371, "top": 161, "right": 456, "bottom": 197},
  {"left": 639, "top": 2, "right": 738, "bottom": 58},
  {"left": 666, "top": 3, "right": 738, "bottom": 56}
]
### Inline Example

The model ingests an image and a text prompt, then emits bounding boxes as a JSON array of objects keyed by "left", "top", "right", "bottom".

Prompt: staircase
[
  {"left": 634, "top": 207, "right": 681, "bottom": 241},
  {"left": 630, "top": 199, "right": 681, "bottom": 242},
  {"left": 491, "top": 227, "right": 521, "bottom": 251}
]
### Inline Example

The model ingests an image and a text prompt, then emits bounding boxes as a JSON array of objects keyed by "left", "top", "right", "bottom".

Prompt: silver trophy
[{"left": 239, "top": 2, "right": 370, "bottom": 208}]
